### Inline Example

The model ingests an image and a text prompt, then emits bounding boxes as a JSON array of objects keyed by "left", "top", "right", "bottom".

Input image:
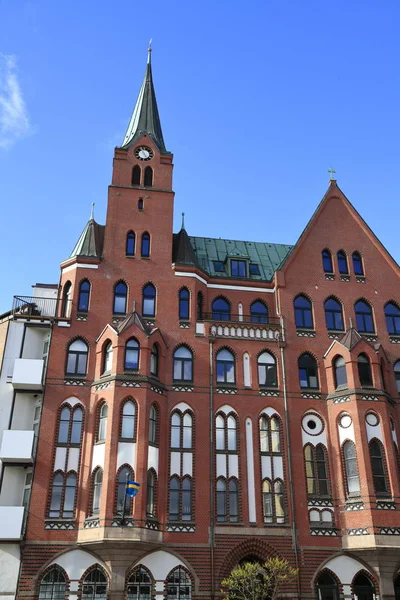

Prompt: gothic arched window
[
  {"left": 173, "top": 346, "right": 193, "bottom": 382},
  {"left": 216, "top": 349, "right": 235, "bottom": 384},
  {"left": 358, "top": 353, "right": 373, "bottom": 387},
  {"left": 102, "top": 342, "right": 113, "bottom": 375},
  {"left": 116, "top": 465, "right": 133, "bottom": 515},
  {"left": 120, "top": 400, "right": 136, "bottom": 440},
  {"left": 126, "top": 231, "right": 135, "bottom": 256},
  {"left": 91, "top": 469, "right": 103, "bottom": 515},
  {"left": 212, "top": 297, "right": 230, "bottom": 321},
  {"left": 355, "top": 299, "right": 375, "bottom": 333},
  {"left": 337, "top": 250, "right": 349, "bottom": 274},
  {"left": 58, "top": 405, "right": 83, "bottom": 445},
  {"left": 66, "top": 339, "right": 88, "bottom": 376},
  {"left": 49, "top": 472, "right": 77, "bottom": 519},
  {"left": 369, "top": 439, "right": 389, "bottom": 495},
  {"left": 385, "top": 302, "right": 400, "bottom": 335},
  {"left": 250, "top": 300, "right": 268, "bottom": 323},
  {"left": 125, "top": 338, "right": 140, "bottom": 370},
  {"left": 294, "top": 295, "right": 313, "bottom": 329},
  {"left": 142, "top": 283, "right": 156, "bottom": 317},
  {"left": 127, "top": 567, "right": 153, "bottom": 600},
  {"left": 322, "top": 249, "right": 333, "bottom": 273},
  {"left": 353, "top": 573, "right": 375, "bottom": 600},
  {"left": 132, "top": 165, "right": 141, "bottom": 185},
  {"left": 257, "top": 351, "right": 277, "bottom": 387},
  {"left": 334, "top": 356, "right": 347, "bottom": 388},
  {"left": 141, "top": 232, "right": 150, "bottom": 257},
  {"left": 78, "top": 280, "right": 91, "bottom": 312},
  {"left": 298, "top": 353, "right": 319, "bottom": 389},
  {"left": 262, "top": 478, "right": 284, "bottom": 524},
  {"left": 144, "top": 166, "right": 153, "bottom": 187},
  {"left": 179, "top": 288, "right": 190, "bottom": 320},
  {"left": 343, "top": 440, "right": 360, "bottom": 495},
  {"left": 324, "top": 298, "right": 344, "bottom": 331},
  {"left": 315, "top": 571, "right": 339, "bottom": 600},
  {"left": 352, "top": 251, "right": 364, "bottom": 276},
  {"left": 39, "top": 567, "right": 66, "bottom": 600},
  {"left": 82, "top": 568, "right": 107, "bottom": 600},
  {"left": 113, "top": 281, "right": 127, "bottom": 315},
  {"left": 166, "top": 567, "right": 191, "bottom": 600}
]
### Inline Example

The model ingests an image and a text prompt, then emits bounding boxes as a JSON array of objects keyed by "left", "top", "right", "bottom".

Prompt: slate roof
[
  {"left": 173, "top": 228, "right": 200, "bottom": 268},
  {"left": 69, "top": 219, "right": 105, "bottom": 260},
  {"left": 339, "top": 326, "right": 363, "bottom": 351},
  {"left": 188, "top": 236, "right": 293, "bottom": 281}
]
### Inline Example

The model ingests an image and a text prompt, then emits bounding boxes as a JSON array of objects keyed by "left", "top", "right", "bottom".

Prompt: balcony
[
  {"left": 12, "top": 295, "right": 70, "bottom": 320},
  {"left": 0, "top": 506, "right": 25, "bottom": 540},
  {"left": 0, "top": 430, "right": 35, "bottom": 464},
  {"left": 202, "top": 313, "right": 283, "bottom": 342},
  {"left": 12, "top": 358, "right": 44, "bottom": 390}
]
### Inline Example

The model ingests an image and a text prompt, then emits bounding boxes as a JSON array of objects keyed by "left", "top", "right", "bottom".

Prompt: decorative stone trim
[
  {"left": 76, "top": 314, "right": 88, "bottom": 321},
  {"left": 145, "top": 319, "right": 155, "bottom": 327},
  {"left": 64, "top": 378, "right": 86, "bottom": 386},
  {"left": 346, "top": 527, "right": 369, "bottom": 535},
  {"left": 95, "top": 381, "right": 111, "bottom": 391},
  {"left": 121, "top": 381, "right": 141, "bottom": 388},
  {"left": 361, "top": 334, "right": 377, "bottom": 342},
  {"left": 209, "top": 324, "right": 281, "bottom": 342},
  {"left": 111, "top": 517, "right": 135, "bottom": 527},
  {"left": 356, "top": 276, "right": 366, "bottom": 283},
  {"left": 325, "top": 274, "right": 335, "bottom": 281},
  {"left": 179, "top": 322, "right": 190, "bottom": 329},
  {"left": 308, "top": 499, "right": 333, "bottom": 508},
  {"left": 301, "top": 392, "right": 321, "bottom": 399},
  {"left": 112, "top": 316, "right": 124, "bottom": 324},
  {"left": 361, "top": 394, "right": 379, "bottom": 401},
  {"left": 328, "top": 332, "right": 341, "bottom": 339},
  {"left": 259, "top": 389, "right": 280, "bottom": 397},
  {"left": 151, "top": 384, "right": 164, "bottom": 395},
  {"left": 44, "top": 520, "right": 77, "bottom": 530},
  {"left": 333, "top": 395, "right": 351, "bottom": 404},
  {"left": 217, "top": 387, "right": 237, "bottom": 395},
  {"left": 345, "top": 501, "right": 364, "bottom": 511},
  {"left": 390, "top": 336, "right": 400, "bottom": 344},
  {"left": 376, "top": 500, "right": 396, "bottom": 510},
  {"left": 173, "top": 385, "right": 194, "bottom": 392},
  {"left": 145, "top": 519, "right": 160, "bottom": 530},
  {"left": 340, "top": 275, "right": 351, "bottom": 282},
  {"left": 296, "top": 330, "right": 316, "bottom": 338},
  {"left": 83, "top": 518, "right": 100, "bottom": 529},
  {"left": 310, "top": 527, "right": 338, "bottom": 536},
  {"left": 379, "top": 527, "right": 400, "bottom": 535},
  {"left": 167, "top": 523, "right": 195, "bottom": 533}
]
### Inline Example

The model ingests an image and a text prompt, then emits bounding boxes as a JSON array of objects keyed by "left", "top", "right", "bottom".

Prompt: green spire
[{"left": 121, "top": 43, "right": 168, "bottom": 154}]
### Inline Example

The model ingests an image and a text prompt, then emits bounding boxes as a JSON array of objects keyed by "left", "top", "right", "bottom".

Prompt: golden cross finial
[{"left": 328, "top": 166, "right": 336, "bottom": 181}]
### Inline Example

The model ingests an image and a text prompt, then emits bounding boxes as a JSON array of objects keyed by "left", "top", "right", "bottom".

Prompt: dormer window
[
  {"left": 249, "top": 263, "right": 261, "bottom": 276},
  {"left": 213, "top": 261, "right": 224, "bottom": 273},
  {"left": 231, "top": 260, "right": 246, "bottom": 277}
]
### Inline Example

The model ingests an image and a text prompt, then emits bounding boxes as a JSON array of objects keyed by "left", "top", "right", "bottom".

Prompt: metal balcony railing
[{"left": 12, "top": 296, "right": 70, "bottom": 320}]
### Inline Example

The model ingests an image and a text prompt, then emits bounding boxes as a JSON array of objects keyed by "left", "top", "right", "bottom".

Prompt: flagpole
[{"left": 121, "top": 473, "right": 129, "bottom": 526}]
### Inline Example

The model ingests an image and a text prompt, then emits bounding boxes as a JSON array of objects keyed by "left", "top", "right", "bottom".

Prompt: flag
[{"left": 126, "top": 481, "right": 140, "bottom": 497}]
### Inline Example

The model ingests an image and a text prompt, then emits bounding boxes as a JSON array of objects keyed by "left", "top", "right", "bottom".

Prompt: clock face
[{"left": 135, "top": 146, "right": 153, "bottom": 161}]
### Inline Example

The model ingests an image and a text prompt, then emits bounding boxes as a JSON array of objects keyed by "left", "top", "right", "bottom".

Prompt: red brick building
[{"left": 19, "top": 48, "right": 400, "bottom": 600}]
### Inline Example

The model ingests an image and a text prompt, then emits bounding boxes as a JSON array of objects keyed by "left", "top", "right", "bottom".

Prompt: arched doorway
[
  {"left": 315, "top": 571, "right": 339, "bottom": 600},
  {"left": 353, "top": 572, "right": 375, "bottom": 600},
  {"left": 394, "top": 574, "right": 400, "bottom": 600}
]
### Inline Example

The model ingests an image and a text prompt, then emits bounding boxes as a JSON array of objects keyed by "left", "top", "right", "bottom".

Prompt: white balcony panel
[
  {"left": 12, "top": 359, "right": 44, "bottom": 390},
  {"left": 0, "top": 507, "right": 24, "bottom": 540},
  {"left": 0, "top": 430, "right": 34, "bottom": 463}
]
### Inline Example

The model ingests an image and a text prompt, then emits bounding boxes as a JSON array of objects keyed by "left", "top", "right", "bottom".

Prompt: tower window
[
  {"left": 116, "top": 465, "right": 134, "bottom": 515},
  {"left": 334, "top": 356, "right": 347, "bottom": 388},
  {"left": 78, "top": 280, "right": 91, "bottom": 312},
  {"left": 141, "top": 232, "right": 150, "bottom": 257},
  {"left": 343, "top": 440, "right": 360, "bottom": 495},
  {"left": 91, "top": 469, "right": 104, "bottom": 516},
  {"left": 126, "top": 231, "right": 135, "bottom": 256},
  {"left": 358, "top": 354, "right": 373, "bottom": 386},
  {"left": 132, "top": 165, "right": 141, "bottom": 186},
  {"left": 150, "top": 344, "right": 159, "bottom": 377},
  {"left": 102, "top": 342, "right": 113, "bottom": 375},
  {"left": 125, "top": 338, "right": 140, "bottom": 370},
  {"left": 144, "top": 166, "right": 153, "bottom": 187},
  {"left": 179, "top": 288, "right": 190, "bottom": 320},
  {"left": 231, "top": 260, "right": 246, "bottom": 277},
  {"left": 61, "top": 281, "right": 72, "bottom": 318},
  {"left": 369, "top": 439, "right": 389, "bottom": 495}
]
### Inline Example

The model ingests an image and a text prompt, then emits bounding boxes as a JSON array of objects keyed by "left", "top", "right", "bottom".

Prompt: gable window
[
  {"left": 173, "top": 346, "right": 193, "bottom": 382},
  {"left": 82, "top": 568, "right": 107, "bottom": 600},
  {"left": 334, "top": 356, "right": 347, "bottom": 388},
  {"left": 121, "top": 400, "right": 136, "bottom": 439},
  {"left": 395, "top": 361, "right": 400, "bottom": 393},
  {"left": 142, "top": 283, "right": 156, "bottom": 317},
  {"left": 179, "top": 288, "right": 190, "bottom": 320},
  {"left": 216, "top": 349, "right": 235, "bottom": 384},
  {"left": 250, "top": 300, "right": 268, "bottom": 323},
  {"left": 102, "top": 342, "right": 113, "bottom": 374},
  {"left": 322, "top": 249, "right": 333, "bottom": 273},
  {"left": 369, "top": 439, "right": 389, "bottom": 495},
  {"left": 126, "top": 232, "right": 135, "bottom": 256},
  {"left": 385, "top": 302, "right": 400, "bottom": 335},
  {"left": 337, "top": 250, "right": 349, "bottom": 274},
  {"left": 116, "top": 465, "right": 133, "bottom": 515},
  {"left": 150, "top": 344, "right": 159, "bottom": 376},
  {"left": 249, "top": 263, "right": 261, "bottom": 276},
  {"left": 294, "top": 295, "right": 313, "bottom": 329},
  {"left": 343, "top": 440, "right": 360, "bottom": 495},
  {"left": 66, "top": 339, "right": 88, "bottom": 376},
  {"left": 92, "top": 470, "right": 103, "bottom": 515},
  {"left": 166, "top": 567, "right": 191, "bottom": 600},
  {"left": 358, "top": 354, "right": 373, "bottom": 387},
  {"left": 355, "top": 300, "right": 374, "bottom": 333},
  {"left": 98, "top": 404, "right": 108, "bottom": 442},
  {"left": 113, "top": 282, "right": 127, "bottom": 315},
  {"left": 298, "top": 354, "right": 318, "bottom": 389},
  {"left": 149, "top": 405, "right": 157, "bottom": 444},
  {"left": 78, "top": 280, "right": 91, "bottom": 312},
  {"left": 258, "top": 351, "right": 277, "bottom": 387},
  {"left": 212, "top": 297, "right": 230, "bottom": 321},
  {"left": 141, "top": 232, "right": 150, "bottom": 257},
  {"left": 324, "top": 298, "right": 344, "bottom": 331},
  {"left": 132, "top": 165, "right": 141, "bottom": 185},
  {"left": 39, "top": 567, "right": 66, "bottom": 600},
  {"left": 231, "top": 259, "right": 246, "bottom": 277},
  {"left": 213, "top": 261, "right": 224, "bottom": 272},
  {"left": 352, "top": 251, "right": 364, "bottom": 275},
  {"left": 125, "top": 338, "right": 140, "bottom": 370},
  {"left": 144, "top": 166, "right": 153, "bottom": 187},
  {"left": 304, "top": 444, "right": 329, "bottom": 497}
]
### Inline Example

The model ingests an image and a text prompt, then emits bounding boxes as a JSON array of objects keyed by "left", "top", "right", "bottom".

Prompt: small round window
[
  {"left": 302, "top": 413, "right": 323, "bottom": 436},
  {"left": 366, "top": 412, "right": 379, "bottom": 426},
  {"left": 339, "top": 413, "right": 352, "bottom": 429}
]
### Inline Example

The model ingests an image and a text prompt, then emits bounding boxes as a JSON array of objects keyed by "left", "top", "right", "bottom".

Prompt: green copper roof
[
  {"left": 188, "top": 236, "right": 293, "bottom": 281},
  {"left": 69, "top": 219, "right": 105, "bottom": 260},
  {"left": 121, "top": 49, "right": 168, "bottom": 154}
]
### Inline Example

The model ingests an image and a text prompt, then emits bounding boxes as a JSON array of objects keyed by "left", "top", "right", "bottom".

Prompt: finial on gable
[
  {"left": 90, "top": 202, "right": 95, "bottom": 220},
  {"left": 328, "top": 166, "right": 337, "bottom": 182},
  {"left": 181, "top": 212, "right": 185, "bottom": 230}
]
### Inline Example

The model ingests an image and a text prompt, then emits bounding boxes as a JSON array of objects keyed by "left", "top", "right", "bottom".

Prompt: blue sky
[{"left": 0, "top": 0, "right": 399, "bottom": 313}]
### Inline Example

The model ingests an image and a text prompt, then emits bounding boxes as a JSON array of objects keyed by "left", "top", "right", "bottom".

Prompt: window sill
[
  {"left": 119, "top": 437, "right": 136, "bottom": 443},
  {"left": 125, "top": 255, "right": 135, "bottom": 259},
  {"left": 356, "top": 276, "right": 366, "bottom": 283},
  {"left": 335, "top": 384, "right": 349, "bottom": 392},
  {"left": 216, "top": 520, "right": 242, "bottom": 526},
  {"left": 141, "top": 256, "right": 150, "bottom": 260},
  {"left": 300, "top": 387, "right": 320, "bottom": 392},
  {"left": 173, "top": 380, "right": 194, "bottom": 385},
  {"left": 296, "top": 328, "right": 316, "bottom": 337},
  {"left": 94, "top": 440, "right": 105, "bottom": 446},
  {"left": 65, "top": 373, "right": 87, "bottom": 379}
]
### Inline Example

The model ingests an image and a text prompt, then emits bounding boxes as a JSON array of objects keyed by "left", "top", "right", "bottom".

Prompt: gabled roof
[
  {"left": 116, "top": 311, "right": 154, "bottom": 336},
  {"left": 188, "top": 236, "right": 293, "bottom": 281},
  {"left": 339, "top": 326, "right": 363, "bottom": 351},
  {"left": 69, "top": 218, "right": 105, "bottom": 260},
  {"left": 120, "top": 48, "right": 168, "bottom": 154}
]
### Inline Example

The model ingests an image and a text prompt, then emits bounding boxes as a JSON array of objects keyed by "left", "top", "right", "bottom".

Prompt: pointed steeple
[
  {"left": 121, "top": 43, "right": 168, "bottom": 154},
  {"left": 172, "top": 218, "right": 200, "bottom": 268},
  {"left": 69, "top": 208, "right": 105, "bottom": 260}
]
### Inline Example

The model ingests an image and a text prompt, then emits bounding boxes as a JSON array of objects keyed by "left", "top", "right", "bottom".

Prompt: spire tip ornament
[
  {"left": 147, "top": 39, "right": 152, "bottom": 64},
  {"left": 181, "top": 212, "right": 185, "bottom": 229},
  {"left": 90, "top": 202, "right": 95, "bottom": 220},
  {"left": 328, "top": 166, "right": 336, "bottom": 181}
]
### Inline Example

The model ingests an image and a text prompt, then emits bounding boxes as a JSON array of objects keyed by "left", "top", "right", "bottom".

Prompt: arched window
[
  {"left": 355, "top": 300, "right": 375, "bottom": 333},
  {"left": 216, "top": 348, "right": 235, "bottom": 384},
  {"left": 144, "top": 166, "right": 153, "bottom": 187},
  {"left": 304, "top": 444, "right": 329, "bottom": 497},
  {"left": 113, "top": 281, "right": 127, "bottom": 315},
  {"left": 334, "top": 356, "right": 347, "bottom": 388},
  {"left": 395, "top": 361, "right": 400, "bottom": 394},
  {"left": 168, "top": 476, "right": 180, "bottom": 521},
  {"left": 337, "top": 250, "right": 348, "bottom": 274},
  {"left": 126, "top": 231, "right": 135, "bottom": 256},
  {"left": 171, "top": 413, "right": 181, "bottom": 448},
  {"left": 173, "top": 346, "right": 193, "bottom": 382},
  {"left": 66, "top": 339, "right": 88, "bottom": 375},
  {"left": 127, "top": 567, "right": 153, "bottom": 600},
  {"left": 82, "top": 568, "right": 107, "bottom": 600},
  {"left": 369, "top": 439, "right": 389, "bottom": 495},
  {"left": 138, "top": 198, "right": 144, "bottom": 211},
  {"left": 257, "top": 351, "right": 277, "bottom": 387},
  {"left": 197, "top": 292, "right": 203, "bottom": 320},
  {"left": 71, "top": 407, "right": 83, "bottom": 444},
  {"left": 394, "top": 574, "right": 400, "bottom": 600},
  {"left": 353, "top": 573, "right": 375, "bottom": 600},
  {"left": 179, "top": 288, "right": 190, "bottom": 320},
  {"left": 57, "top": 473, "right": 77, "bottom": 518},
  {"left": 182, "top": 477, "right": 192, "bottom": 521},
  {"left": 227, "top": 415, "right": 237, "bottom": 451},
  {"left": 39, "top": 567, "right": 66, "bottom": 600},
  {"left": 166, "top": 567, "right": 191, "bottom": 600},
  {"left": 150, "top": 344, "right": 159, "bottom": 377},
  {"left": 352, "top": 251, "right": 364, "bottom": 276},
  {"left": 121, "top": 400, "right": 136, "bottom": 439},
  {"left": 259, "top": 415, "right": 281, "bottom": 453},
  {"left": 116, "top": 465, "right": 133, "bottom": 515},
  {"left": 149, "top": 405, "right": 157, "bottom": 444},
  {"left": 61, "top": 281, "right": 72, "bottom": 318},
  {"left": 58, "top": 407, "right": 71, "bottom": 444},
  {"left": 262, "top": 478, "right": 284, "bottom": 524},
  {"left": 92, "top": 469, "right": 103, "bottom": 515},
  {"left": 343, "top": 440, "right": 360, "bottom": 495},
  {"left": 250, "top": 300, "right": 268, "bottom": 323},
  {"left": 125, "top": 339, "right": 140, "bottom": 370},
  {"left": 324, "top": 298, "right": 344, "bottom": 331},
  {"left": 102, "top": 342, "right": 113, "bottom": 374},
  {"left": 212, "top": 297, "right": 230, "bottom": 321},
  {"left": 315, "top": 571, "right": 339, "bottom": 600},
  {"left": 216, "top": 477, "right": 238, "bottom": 522},
  {"left": 322, "top": 249, "right": 333, "bottom": 273},
  {"left": 132, "top": 165, "right": 141, "bottom": 185},
  {"left": 183, "top": 413, "right": 193, "bottom": 448},
  {"left": 171, "top": 411, "right": 193, "bottom": 449},
  {"left": 146, "top": 470, "right": 156, "bottom": 518},
  {"left": 142, "top": 283, "right": 156, "bottom": 317},
  {"left": 49, "top": 473, "right": 63, "bottom": 518},
  {"left": 78, "top": 280, "right": 91, "bottom": 312},
  {"left": 141, "top": 232, "right": 150, "bottom": 257},
  {"left": 358, "top": 354, "right": 373, "bottom": 386},
  {"left": 58, "top": 406, "right": 83, "bottom": 445},
  {"left": 98, "top": 404, "right": 108, "bottom": 442},
  {"left": 168, "top": 476, "right": 192, "bottom": 521},
  {"left": 298, "top": 354, "right": 319, "bottom": 389},
  {"left": 385, "top": 302, "right": 400, "bottom": 335},
  {"left": 294, "top": 295, "right": 313, "bottom": 329}
]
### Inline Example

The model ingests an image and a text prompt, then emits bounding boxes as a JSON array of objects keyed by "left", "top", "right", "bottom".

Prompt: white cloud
[{"left": 0, "top": 54, "right": 33, "bottom": 149}]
